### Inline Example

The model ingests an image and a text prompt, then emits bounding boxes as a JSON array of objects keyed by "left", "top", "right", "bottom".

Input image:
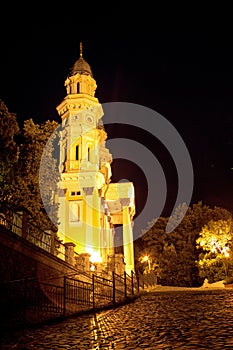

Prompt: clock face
[{"left": 86, "top": 115, "right": 93, "bottom": 123}]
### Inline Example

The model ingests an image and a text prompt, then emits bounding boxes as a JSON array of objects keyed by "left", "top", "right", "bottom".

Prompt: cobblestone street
[{"left": 2, "top": 288, "right": 233, "bottom": 349}]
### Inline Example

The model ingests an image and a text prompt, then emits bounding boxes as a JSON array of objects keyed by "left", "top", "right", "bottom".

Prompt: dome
[{"left": 69, "top": 56, "right": 93, "bottom": 77}]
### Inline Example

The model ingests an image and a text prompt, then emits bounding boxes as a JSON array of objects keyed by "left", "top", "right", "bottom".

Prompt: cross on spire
[{"left": 80, "top": 42, "right": 83, "bottom": 58}]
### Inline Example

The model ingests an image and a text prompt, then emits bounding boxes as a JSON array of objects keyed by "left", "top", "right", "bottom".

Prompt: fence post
[
  {"left": 112, "top": 271, "right": 116, "bottom": 304},
  {"left": 136, "top": 273, "right": 140, "bottom": 293},
  {"left": 22, "top": 211, "right": 28, "bottom": 239},
  {"left": 64, "top": 242, "right": 76, "bottom": 265},
  {"left": 92, "top": 274, "right": 95, "bottom": 309},
  {"left": 124, "top": 271, "right": 127, "bottom": 298},
  {"left": 50, "top": 231, "right": 55, "bottom": 255},
  {"left": 63, "top": 276, "right": 66, "bottom": 317},
  {"left": 131, "top": 271, "right": 134, "bottom": 295},
  {"left": 23, "top": 278, "right": 28, "bottom": 327}
]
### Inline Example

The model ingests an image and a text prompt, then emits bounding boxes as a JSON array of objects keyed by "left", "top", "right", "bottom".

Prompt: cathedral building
[{"left": 56, "top": 44, "right": 135, "bottom": 275}]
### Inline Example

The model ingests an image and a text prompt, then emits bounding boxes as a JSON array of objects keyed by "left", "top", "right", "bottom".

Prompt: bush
[{"left": 223, "top": 276, "right": 233, "bottom": 285}]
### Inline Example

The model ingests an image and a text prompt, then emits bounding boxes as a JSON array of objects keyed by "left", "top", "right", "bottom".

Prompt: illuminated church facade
[{"left": 56, "top": 44, "right": 135, "bottom": 275}]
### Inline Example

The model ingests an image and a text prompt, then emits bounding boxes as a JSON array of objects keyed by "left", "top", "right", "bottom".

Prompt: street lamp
[
  {"left": 139, "top": 254, "right": 158, "bottom": 286},
  {"left": 141, "top": 255, "right": 151, "bottom": 271}
]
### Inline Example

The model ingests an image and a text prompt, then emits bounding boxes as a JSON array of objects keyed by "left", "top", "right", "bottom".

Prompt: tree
[
  {"left": 141, "top": 217, "right": 167, "bottom": 260},
  {"left": 160, "top": 203, "right": 201, "bottom": 286},
  {"left": 0, "top": 102, "right": 60, "bottom": 233},
  {"left": 196, "top": 219, "right": 233, "bottom": 282},
  {"left": 140, "top": 201, "right": 233, "bottom": 287},
  {"left": 171, "top": 201, "right": 233, "bottom": 286},
  {"left": 140, "top": 217, "right": 168, "bottom": 280},
  {"left": 39, "top": 121, "right": 60, "bottom": 229},
  {"left": 13, "top": 118, "right": 59, "bottom": 230},
  {"left": 0, "top": 100, "right": 19, "bottom": 205}
]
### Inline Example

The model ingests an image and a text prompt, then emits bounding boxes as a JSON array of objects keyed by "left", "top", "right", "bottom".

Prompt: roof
[{"left": 69, "top": 56, "right": 93, "bottom": 77}]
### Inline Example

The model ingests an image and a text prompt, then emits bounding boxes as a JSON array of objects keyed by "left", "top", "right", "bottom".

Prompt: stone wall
[{"left": 0, "top": 225, "right": 88, "bottom": 286}]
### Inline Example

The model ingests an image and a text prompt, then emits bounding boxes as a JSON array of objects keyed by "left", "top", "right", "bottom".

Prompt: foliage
[
  {"left": 223, "top": 276, "right": 233, "bottom": 285},
  {"left": 197, "top": 219, "right": 233, "bottom": 282},
  {"left": 140, "top": 201, "right": 233, "bottom": 287},
  {"left": 38, "top": 121, "right": 60, "bottom": 228},
  {"left": 140, "top": 217, "right": 168, "bottom": 275},
  {"left": 12, "top": 118, "right": 60, "bottom": 230},
  {"left": 0, "top": 100, "right": 19, "bottom": 204},
  {"left": 0, "top": 101, "right": 60, "bottom": 231},
  {"left": 197, "top": 219, "right": 232, "bottom": 253},
  {"left": 0, "top": 100, "right": 62, "bottom": 239},
  {"left": 198, "top": 253, "right": 226, "bottom": 283}
]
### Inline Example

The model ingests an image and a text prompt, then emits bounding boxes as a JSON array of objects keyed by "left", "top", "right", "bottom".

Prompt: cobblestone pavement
[{"left": 2, "top": 288, "right": 233, "bottom": 349}]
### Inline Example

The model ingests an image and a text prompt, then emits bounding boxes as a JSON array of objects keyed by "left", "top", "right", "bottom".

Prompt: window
[
  {"left": 71, "top": 191, "right": 81, "bottom": 196},
  {"left": 69, "top": 201, "right": 82, "bottom": 223}
]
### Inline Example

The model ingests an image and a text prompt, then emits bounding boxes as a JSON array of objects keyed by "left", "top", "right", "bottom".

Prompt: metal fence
[
  {"left": 0, "top": 204, "right": 147, "bottom": 332},
  {"left": 0, "top": 206, "right": 67, "bottom": 260},
  {"left": 137, "top": 271, "right": 158, "bottom": 289},
  {"left": 0, "top": 270, "right": 139, "bottom": 331}
]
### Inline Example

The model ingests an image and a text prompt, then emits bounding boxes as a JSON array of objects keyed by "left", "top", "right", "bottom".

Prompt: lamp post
[
  {"left": 140, "top": 254, "right": 158, "bottom": 286},
  {"left": 141, "top": 255, "right": 151, "bottom": 272}
]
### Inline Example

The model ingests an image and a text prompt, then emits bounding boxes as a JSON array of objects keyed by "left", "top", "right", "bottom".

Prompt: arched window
[
  {"left": 76, "top": 145, "right": 79, "bottom": 160},
  {"left": 77, "top": 82, "right": 80, "bottom": 93},
  {"left": 69, "top": 201, "right": 82, "bottom": 222}
]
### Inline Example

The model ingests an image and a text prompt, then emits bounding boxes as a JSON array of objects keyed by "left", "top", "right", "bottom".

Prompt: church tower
[{"left": 56, "top": 44, "right": 135, "bottom": 274}]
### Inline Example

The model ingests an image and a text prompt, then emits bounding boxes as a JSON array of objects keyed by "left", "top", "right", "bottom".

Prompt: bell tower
[{"left": 56, "top": 44, "right": 136, "bottom": 274}]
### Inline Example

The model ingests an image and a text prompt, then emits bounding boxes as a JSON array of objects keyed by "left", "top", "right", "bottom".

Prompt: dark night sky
[{"left": 0, "top": 16, "right": 233, "bottom": 227}]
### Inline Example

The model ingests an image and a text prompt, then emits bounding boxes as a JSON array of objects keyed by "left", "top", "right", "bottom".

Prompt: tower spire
[{"left": 80, "top": 42, "right": 83, "bottom": 58}]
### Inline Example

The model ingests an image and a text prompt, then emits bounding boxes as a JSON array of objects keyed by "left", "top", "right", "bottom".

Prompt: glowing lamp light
[
  {"left": 90, "top": 264, "right": 96, "bottom": 271},
  {"left": 141, "top": 255, "right": 149, "bottom": 263},
  {"left": 87, "top": 248, "right": 102, "bottom": 263},
  {"left": 140, "top": 255, "right": 151, "bottom": 271}
]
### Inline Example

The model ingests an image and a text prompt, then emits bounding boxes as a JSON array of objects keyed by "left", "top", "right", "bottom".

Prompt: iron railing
[
  {"left": 0, "top": 271, "right": 139, "bottom": 331},
  {"left": 0, "top": 206, "right": 70, "bottom": 262},
  {"left": 0, "top": 204, "right": 146, "bottom": 332},
  {"left": 137, "top": 271, "right": 158, "bottom": 289}
]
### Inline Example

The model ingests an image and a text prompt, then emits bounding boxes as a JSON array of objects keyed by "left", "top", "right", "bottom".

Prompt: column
[
  {"left": 64, "top": 242, "right": 76, "bottom": 266},
  {"left": 92, "top": 188, "right": 101, "bottom": 259},
  {"left": 122, "top": 206, "right": 134, "bottom": 275},
  {"left": 83, "top": 187, "right": 94, "bottom": 253}
]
